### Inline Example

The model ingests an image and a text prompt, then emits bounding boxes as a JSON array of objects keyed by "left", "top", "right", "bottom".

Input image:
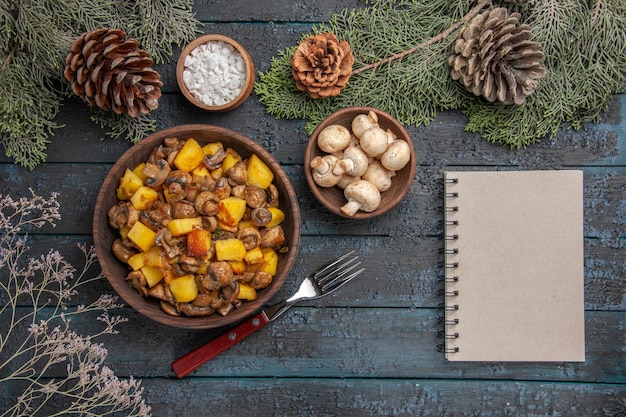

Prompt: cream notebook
[{"left": 443, "top": 170, "right": 585, "bottom": 362}]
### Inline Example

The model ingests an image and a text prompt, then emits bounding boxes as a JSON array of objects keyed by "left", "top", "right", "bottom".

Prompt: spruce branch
[
  {"left": 91, "top": 110, "right": 157, "bottom": 144},
  {"left": 0, "top": 1, "right": 201, "bottom": 169},
  {"left": 255, "top": 0, "right": 626, "bottom": 148},
  {"left": 352, "top": 0, "right": 491, "bottom": 75}
]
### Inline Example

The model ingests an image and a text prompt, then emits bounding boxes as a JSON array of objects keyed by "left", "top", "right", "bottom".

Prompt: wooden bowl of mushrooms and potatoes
[
  {"left": 304, "top": 107, "right": 416, "bottom": 219},
  {"left": 93, "top": 124, "right": 301, "bottom": 329}
]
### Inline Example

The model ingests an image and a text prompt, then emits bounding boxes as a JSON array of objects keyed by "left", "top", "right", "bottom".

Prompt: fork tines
[{"left": 314, "top": 251, "right": 364, "bottom": 294}]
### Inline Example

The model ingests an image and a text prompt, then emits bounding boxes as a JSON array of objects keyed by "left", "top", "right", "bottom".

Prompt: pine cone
[
  {"left": 291, "top": 32, "right": 354, "bottom": 99},
  {"left": 64, "top": 28, "right": 163, "bottom": 117},
  {"left": 448, "top": 8, "right": 546, "bottom": 105}
]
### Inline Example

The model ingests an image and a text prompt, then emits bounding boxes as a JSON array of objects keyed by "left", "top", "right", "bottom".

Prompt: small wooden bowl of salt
[{"left": 176, "top": 34, "right": 255, "bottom": 112}]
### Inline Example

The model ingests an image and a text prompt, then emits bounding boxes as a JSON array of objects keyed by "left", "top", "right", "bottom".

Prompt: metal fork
[{"left": 171, "top": 251, "right": 364, "bottom": 378}]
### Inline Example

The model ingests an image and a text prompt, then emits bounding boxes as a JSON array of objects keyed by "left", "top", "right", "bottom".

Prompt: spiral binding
[{"left": 443, "top": 174, "right": 460, "bottom": 356}]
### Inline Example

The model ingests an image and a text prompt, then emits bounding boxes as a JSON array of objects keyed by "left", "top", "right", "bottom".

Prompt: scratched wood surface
[{"left": 1, "top": 1, "right": 625, "bottom": 416}]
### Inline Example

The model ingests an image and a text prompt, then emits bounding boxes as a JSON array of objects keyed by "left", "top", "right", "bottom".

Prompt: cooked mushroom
[
  {"left": 112, "top": 238, "right": 138, "bottom": 263},
  {"left": 192, "top": 293, "right": 215, "bottom": 306},
  {"left": 208, "top": 261, "right": 234, "bottom": 286},
  {"left": 155, "top": 228, "right": 184, "bottom": 259},
  {"left": 230, "top": 184, "right": 246, "bottom": 199},
  {"left": 237, "top": 227, "right": 262, "bottom": 250},
  {"left": 216, "top": 282, "right": 240, "bottom": 316},
  {"left": 179, "top": 254, "right": 201, "bottom": 273},
  {"left": 139, "top": 210, "right": 160, "bottom": 231},
  {"left": 244, "top": 185, "right": 267, "bottom": 208},
  {"left": 177, "top": 302, "right": 215, "bottom": 317},
  {"left": 213, "top": 177, "right": 231, "bottom": 200},
  {"left": 160, "top": 300, "right": 180, "bottom": 316},
  {"left": 126, "top": 271, "right": 149, "bottom": 297},
  {"left": 221, "top": 281, "right": 240, "bottom": 303},
  {"left": 333, "top": 146, "right": 369, "bottom": 177},
  {"left": 235, "top": 271, "right": 255, "bottom": 283},
  {"left": 166, "top": 170, "right": 192, "bottom": 187},
  {"left": 260, "top": 226, "right": 285, "bottom": 249},
  {"left": 142, "top": 159, "right": 171, "bottom": 187},
  {"left": 191, "top": 173, "right": 216, "bottom": 192},
  {"left": 310, "top": 154, "right": 343, "bottom": 187},
  {"left": 201, "top": 216, "right": 218, "bottom": 233},
  {"left": 226, "top": 160, "right": 248, "bottom": 185},
  {"left": 249, "top": 271, "right": 273, "bottom": 289},
  {"left": 265, "top": 184, "right": 279, "bottom": 208},
  {"left": 171, "top": 200, "right": 198, "bottom": 218},
  {"left": 144, "top": 200, "right": 172, "bottom": 228},
  {"left": 251, "top": 207, "right": 272, "bottom": 227},
  {"left": 317, "top": 124, "right": 351, "bottom": 154},
  {"left": 194, "top": 191, "right": 220, "bottom": 216},
  {"left": 148, "top": 282, "right": 176, "bottom": 305},
  {"left": 108, "top": 201, "right": 139, "bottom": 229},
  {"left": 341, "top": 179, "right": 381, "bottom": 216},
  {"left": 208, "top": 289, "right": 226, "bottom": 309},
  {"left": 196, "top": 273, "right": 221, "bottom": 292},
  {"left": 203, "top": 148, "right": 226, "bottom": 170}
]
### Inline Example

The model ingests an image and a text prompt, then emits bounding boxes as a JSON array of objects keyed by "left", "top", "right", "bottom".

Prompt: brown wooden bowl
[
  {"left": 93, "top": 125, "right": 301, "bottom": 329},
  {"left": 176, "top": 34, "right": 255, "bottom": 112},
  {"left": 304, "top": 107, "right": 416, "bottom": 219}
]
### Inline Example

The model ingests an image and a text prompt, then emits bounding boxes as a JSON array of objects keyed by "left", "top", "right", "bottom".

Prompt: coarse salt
[{"left": 182, "top": 40, "right": 247, "bottom": 107}]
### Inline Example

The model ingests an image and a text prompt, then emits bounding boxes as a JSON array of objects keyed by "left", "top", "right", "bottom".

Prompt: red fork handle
[{"left": 171, "top": 310, "right": 271, "bottom": 378}]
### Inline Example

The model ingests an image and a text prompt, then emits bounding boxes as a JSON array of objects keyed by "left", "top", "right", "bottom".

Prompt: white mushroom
[
  {"left": 310, "top": 154, "right": 343, "bottom": 187},
  {"left": 381, "top": 139, "right": 411, "bottom": 171},
  {"left": 317, "top": 124, "right": 351, "bottom": 154},
  {"left": 336, "top": 174, "right": 361, "bottom": 189},
  {"left": 351, "top": 111, "right": 379, "bottom": 139},
  {"left": 362, "top": 160, "right": 395, "bottom": 192},
  {"left": 333, "top": 146, "right": 369, "bottom": 177},
  {"left": 359, "top": 126, "right": 393, "bottom": 158},
  {"left": 341, "top": 180, "right": 381, "bottom": 216}
]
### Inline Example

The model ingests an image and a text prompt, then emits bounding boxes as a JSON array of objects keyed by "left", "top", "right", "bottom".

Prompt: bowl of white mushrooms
[{"left": 304, "top": 106, "right": 416, "bottom": 219}]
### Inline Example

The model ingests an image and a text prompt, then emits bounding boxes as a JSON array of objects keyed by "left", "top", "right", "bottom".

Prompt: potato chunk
[
  {"left": 266, "top": 207, "right": 285, "bottom": 228},
  {"left": 169, "top": 274, "right": 198, "bottom": 303},
  {"left": 141, "top": 265, "right": 164, "bottom": 288},
  {"left": 117, "top": 168, "right": 144, "bottom": 200},
  {"left": 214, "top": 239, "right": 247, "bottom": 261},
  {"left": 248, "top": 248, "right": 279, "bottom": 276},
  {"left": 216, "top": 196, "right": 246, "bottom": 227},
  {"left": 167, "top": 217, "right": 202, "bottom": 237},
  {"left": 130, "top": 186, "right": 159, "bottom": 211},
  {"left": 187, "top": 229, "right": 211, "bottom": 257},
  {"left": 238, "top": 282, "right": 257, "bottom": 300},
  {"left": 247, "top": 154, "right": 274, "bottom": 189},
  {"left": 221, "top": 148, "right": 242, "bottom": 172},
  {"left": 127, "top": 221, "right": 156, "bottom": 252},
  {"left": 174, "top": 138, "right": 204, "bottom": 172}
]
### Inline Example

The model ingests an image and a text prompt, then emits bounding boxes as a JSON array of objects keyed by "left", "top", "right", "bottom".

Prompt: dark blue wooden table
[{"left": 1, "top": 1, "right": 624, "bottom": 415}]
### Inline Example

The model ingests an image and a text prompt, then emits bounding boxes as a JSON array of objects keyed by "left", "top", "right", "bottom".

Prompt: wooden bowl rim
[
  {"left": 93, "top": 124, "right": 301, "bottom": 329},
  {"left": 304, "top": 106, "right": 416, "bottom": 219},
  {"left": 176, "top": 34, "right": 255, "bottom": 112}
]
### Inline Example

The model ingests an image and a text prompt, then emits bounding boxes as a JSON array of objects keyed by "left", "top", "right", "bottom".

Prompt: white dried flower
[{"left": 0, "top": 191, "right": 151, "bottom": 417}]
